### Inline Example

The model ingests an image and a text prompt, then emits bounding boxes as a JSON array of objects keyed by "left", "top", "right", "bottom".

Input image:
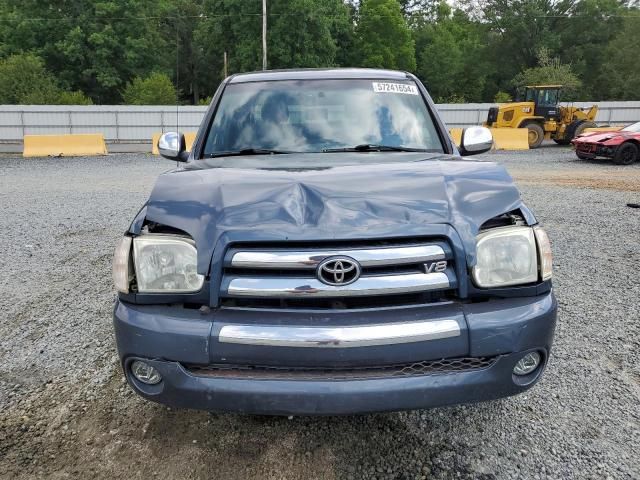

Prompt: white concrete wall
[{"left": 1, "top": 102, "right": 639, "bottom": 150}]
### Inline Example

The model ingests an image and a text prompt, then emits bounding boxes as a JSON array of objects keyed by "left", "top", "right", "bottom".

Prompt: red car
[{"left": 572, "top": 122, "right": 640, "bottom": 165}]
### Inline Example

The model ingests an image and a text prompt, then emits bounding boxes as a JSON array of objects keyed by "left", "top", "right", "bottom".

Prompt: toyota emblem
[{"left": 317, "top": 256, "right": 361, "bottom": 286}]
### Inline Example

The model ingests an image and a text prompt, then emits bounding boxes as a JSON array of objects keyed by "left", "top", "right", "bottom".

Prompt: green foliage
[
  {"left": 0, "top": 0, "right": 638, "bottom": 104},
  {"left": 0, "top": 54, "right": 59, "bottom": 104},
  {"left": 554, "top": 0, "right": 624, "bottom": 99},
  {"left": 355, "top": 0, "right": 416, "bottom": 71},
  {"left": 195, "top": 0, "right": 352, "bottom": 89},
  {"left": 0, "top": 53, "right": 92, "bottom": 104},
  {"left": 511, "top": 48, "right": 582, "bottom": 100},
  {"left": 414, "top": 3, "right": 488, "bottom": 102},
  {"left": 494, "top": 91, "right": 513, "bottom": 103},
  {"left": 0, "top": 0, "right": 172, "bottom": 103},
  {"left": 122, "top": 73, "right": 178, "bottom": 105},
  {"left": 56, "top": 90, "right": 94, "bottom": 105},
  {"left": 597, "top": 15, "right": 640, "bottom": 100}
]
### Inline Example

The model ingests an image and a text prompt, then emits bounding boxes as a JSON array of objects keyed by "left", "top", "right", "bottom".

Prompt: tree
[
  {"left": 554, "top": 0, "right": 624, "bottom": 99},
  {"left": 0, "top": 0, "right": 173, "bottom": 103},
  {"left": 466, "top": 0, "right": 568, "bottom": 96},
  {"left": 597, "top": 15, "right": 640, "bottom": 100},
  {"left": 0, "top": 53, "right": 92, "bottom": 104},
  {"left": 355, "top": 0, "right": 416, "bottom": 71},
  {"left": 57, "top": 90, "right": 94, "bottom": 105},
  {"left": 157, "top": 0, "right": 212, "bottom": 104},
  {"left": 511, "top": 48, "right": 581, "bottom": 100},
  {"left": 195, "top": 0, "right": 352, "bottom": 89},
  {"left": 413, "top": 3, "right": 489, "bottom": 102},
  {"left": 494, "top": 91, "right": 513, "bottom": 103},
  {"left": 122, "top": 73, "right": 178, "bottom": 105},
  {"left": 0, "top": 54, "right": 59, "bottom": 104}
]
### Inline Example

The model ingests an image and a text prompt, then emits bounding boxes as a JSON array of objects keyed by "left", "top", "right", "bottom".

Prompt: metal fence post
[
  {"left": 68, "top": 110, "right": 72, "bottom": 134},
  {"left": 115, "top": 110, "right": 120, "bottom": 143}
]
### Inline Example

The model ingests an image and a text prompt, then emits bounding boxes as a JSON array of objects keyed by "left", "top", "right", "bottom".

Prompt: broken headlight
[
  {"left": 131, "top": 235, "right": 204, "bottom": 293},
  {"left": 472, "top": 226, "right": 540, "bottom": 288}
]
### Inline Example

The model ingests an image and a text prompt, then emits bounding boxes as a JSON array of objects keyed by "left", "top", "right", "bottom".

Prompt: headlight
[
  {"left": 472, "top": 226, "right": 538, "bottom": 288},
  {"left": 132, "top": 235, "right": 204, "bottom": 293}
]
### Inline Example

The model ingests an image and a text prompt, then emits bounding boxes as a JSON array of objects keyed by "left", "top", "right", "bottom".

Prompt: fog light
[
  {"left": 513, "top": 352, "right": 541, "bottom": 376},
  {"left": 131, "top": 360, "right": 162, "bottom": 385}
]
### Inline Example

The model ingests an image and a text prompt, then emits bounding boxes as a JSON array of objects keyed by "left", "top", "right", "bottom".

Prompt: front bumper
[
  {"left": 113, "top": 293, "right": 557, "bottom": 415},
  {"left": 574, "top": 142, "right": 615, "bottom": 158}
]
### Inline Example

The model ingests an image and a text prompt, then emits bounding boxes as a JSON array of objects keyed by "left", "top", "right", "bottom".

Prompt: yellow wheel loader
[{"left": 484, "top": 85, "right": 598, "bottom": 148}]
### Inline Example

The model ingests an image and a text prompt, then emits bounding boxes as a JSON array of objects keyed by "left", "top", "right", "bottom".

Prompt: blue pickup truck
[{"left": 112, "top": 68, "right": 556, "bottom": 415}]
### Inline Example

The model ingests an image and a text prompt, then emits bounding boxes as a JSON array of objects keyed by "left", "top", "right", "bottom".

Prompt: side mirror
[
  {"left": 460, "top": 126, "right": 493, "bottom": 156},
  {"left": 158, "top": 132, "right": 189, "bottom": 162}
]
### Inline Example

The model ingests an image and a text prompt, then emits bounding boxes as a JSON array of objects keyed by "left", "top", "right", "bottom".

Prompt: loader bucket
[{"left": 490, "top": 128, "right": 529, "bottom": 150}]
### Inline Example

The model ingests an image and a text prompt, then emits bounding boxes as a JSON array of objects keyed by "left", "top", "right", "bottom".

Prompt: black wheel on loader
[
  {"left": 524, "top": 122, "right": 544, "bottom": 149},
  {"left": 573, "top": 121, "right": 597, "bottom": 139},
  {"left": 562, "top": 120, "right": 597, "bottom": 144}
]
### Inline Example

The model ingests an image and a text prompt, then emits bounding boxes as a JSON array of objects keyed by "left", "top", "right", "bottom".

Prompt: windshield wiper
[
  {"left": 207, "top": 148, "right": 293, "bottom": 158},
  {"left": 322, "top": 144, "right": 433, "bottom": 153}
]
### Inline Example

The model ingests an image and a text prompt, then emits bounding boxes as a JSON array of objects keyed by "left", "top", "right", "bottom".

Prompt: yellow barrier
[
  {"left": 185, "top": 132, "right": 196, "bottom": 151},
  {"left": 151, "top": 133, "right": 161, "bottom": 155},
  {"left": 152, "top": 132, "right": 197, "bottom": 155},
  {"left": 583, "top": 126, "right": 623, "bottom": 134},
  {"left": 490, "top": 128, "right": 529, "bottom": 150},
  {"left": 23, "top": 134, "right": 107, "bottom": 157},
  {"left": 449, "top": 128, "right": 463, "bottom": 147}
]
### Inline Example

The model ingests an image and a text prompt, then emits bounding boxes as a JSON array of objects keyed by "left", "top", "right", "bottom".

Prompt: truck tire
[
  {"left": 563, "top": 120, "right": 597, "bottom": 144},
  {"left": 573, "top": 121, "right": 597, "bottom": 139},
  {"left": 524, "top": 123, "right": 544, "bottom": 149},
  {"left": 613, "top": 142, "right": 638, "bottom": 165}
]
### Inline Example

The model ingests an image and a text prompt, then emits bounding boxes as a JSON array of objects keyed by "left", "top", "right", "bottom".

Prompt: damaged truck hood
[{"left": 136, "top": 152, "right": 534, "bottom": 273}]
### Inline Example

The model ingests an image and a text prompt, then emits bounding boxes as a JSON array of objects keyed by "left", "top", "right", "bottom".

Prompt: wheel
[
  {"left": 613, "top": 142, "right": 639, "bottom": 165},
  {"left": 558, "top": 120, "right": 597, "bottom": 145},
  {"left": 576, "top": 152, "right": 590, "bottom": 160},
  {"left": 573, "top": 121, "right": 597, "bottom": 139},
  {"left": 524, "top": 123, "right": 544, "bottom": 149}
]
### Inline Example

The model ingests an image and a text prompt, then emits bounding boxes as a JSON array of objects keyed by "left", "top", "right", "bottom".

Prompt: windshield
[
  {"left": 203, "top": 79, "right": 444, "bottom": 156},
  {"left": 622, "top": 122, "right": 640, "bottom": 133}
]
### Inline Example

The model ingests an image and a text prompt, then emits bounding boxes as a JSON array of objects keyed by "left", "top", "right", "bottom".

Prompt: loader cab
[{"left": 521, "top": 85, "right": 561, "bottom": 120}]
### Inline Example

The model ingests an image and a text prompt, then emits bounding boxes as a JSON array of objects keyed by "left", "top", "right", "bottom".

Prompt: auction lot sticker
[{"left": 372, "top": 82, "right": 419, "bottom": 95}]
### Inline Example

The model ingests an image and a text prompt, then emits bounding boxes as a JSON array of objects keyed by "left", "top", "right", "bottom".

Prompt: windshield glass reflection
[{"left": 203, "top": 79, "right": 443, "bottom": 156}]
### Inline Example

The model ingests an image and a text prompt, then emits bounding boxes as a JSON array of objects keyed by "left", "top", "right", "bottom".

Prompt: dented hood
[{"left": 139, "top": 153, "right": 533, "bottom": 273}]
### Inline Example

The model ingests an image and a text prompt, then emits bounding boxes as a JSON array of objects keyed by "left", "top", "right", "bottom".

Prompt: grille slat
[
  {"left": 227, "top": 244, "right": 446, "bottom": 269},
  {"left": 220, "top": 239, "right": 456, "bottom": 308},
  {"left": 186, "top": 356, "right": 497, "bottom": 381}
]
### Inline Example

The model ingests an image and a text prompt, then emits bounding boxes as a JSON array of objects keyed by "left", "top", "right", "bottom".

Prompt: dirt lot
[{"left": 1, "top": 145, "right": 639, "bottom": 479}]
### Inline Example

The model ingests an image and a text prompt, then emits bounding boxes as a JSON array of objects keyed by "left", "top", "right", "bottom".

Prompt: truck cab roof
[{"left": 228, "top": 68, "right": 412, "bottom": 84}]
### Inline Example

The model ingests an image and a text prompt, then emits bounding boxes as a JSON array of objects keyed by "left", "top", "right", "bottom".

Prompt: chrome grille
[
  {"left": 186, "top": 356, "right": 497, "bottom": 381},
  {"left": 219, "top": 240, "right": 456, "bottom": 307}
]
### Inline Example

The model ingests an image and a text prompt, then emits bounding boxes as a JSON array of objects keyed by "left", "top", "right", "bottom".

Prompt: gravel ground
[{"left": 1, "top": 145, "right": 639, "bottom": 479}]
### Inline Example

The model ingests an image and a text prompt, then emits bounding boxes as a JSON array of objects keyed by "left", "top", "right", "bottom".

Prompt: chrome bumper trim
[
  {"left": 218, "top": 319, "right": 461, "bottom": 348},
  {"left": 229, "top": 245, "right": 446, "bottom": 269},
  {"left": 222, "top": 272, "right": 450, "bottom": 298}
]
